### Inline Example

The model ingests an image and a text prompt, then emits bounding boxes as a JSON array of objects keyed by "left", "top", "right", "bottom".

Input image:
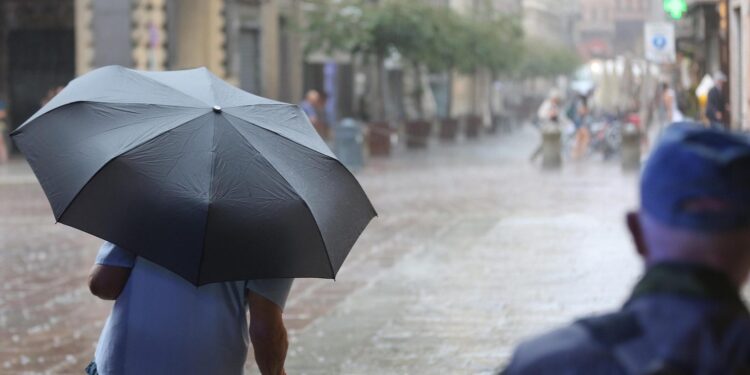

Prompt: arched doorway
[{"left": 1, "top": 0, "right": 75, "bottom": 135}]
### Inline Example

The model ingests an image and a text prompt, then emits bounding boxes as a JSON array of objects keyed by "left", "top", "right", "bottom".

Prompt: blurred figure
[
  {"left": 315, "top": 91, "right": 331, "bottom": 140},
  {"left": 300, "top": 90, "right": 319, "bottom": 120},
  {"left": 504, "top": 124, "right": 750, "bottom": 374},
  {"left": 530, "top": 90, "right": 561, "bottom": 162},
  {"left": 41, "top": 86, "right": 64, "bottom": 107},
  {"left": 568, "top": 92, "right": 591, "bottom": 160},
  {"left": 0, "top": 100, "right": 9, "bottom": 164},
  {"left": 705, "top": 71, "right": 728, "bottom": 130},
  {"left": 661, "top": 82, "right": 684, "bottom": 125},
  {"left": 300, "top": 89, "right": 330, "bottom": 140}
]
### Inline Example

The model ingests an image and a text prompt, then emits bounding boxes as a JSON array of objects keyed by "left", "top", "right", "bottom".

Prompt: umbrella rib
[
  {"left": 204, "top": 68, "right": 219, "bottom": 108},
  {"left": 13, "top": 100, "right": 201, "bottom": 135},
  {"left": 221, "top": 116, "right": 337, "bottom": 279},
  {"left": 221, "top": 109, "right": 336, "bottom": 161},
  {"left": 196, "top": 114, "right": 219, "bottom": 286},
  {"left": 129, "top": 68, "right": 212, "bottom": 107},
  {"left": 54, "top": 111, "right": 213, "bottom": 223},
  {"left": 223, "top": 111, "right": 378, "bottom": 219}
]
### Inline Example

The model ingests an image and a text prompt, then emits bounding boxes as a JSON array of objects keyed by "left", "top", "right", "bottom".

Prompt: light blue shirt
[{"left": 93, "top": 242, "right": 293, "bottom": 375}]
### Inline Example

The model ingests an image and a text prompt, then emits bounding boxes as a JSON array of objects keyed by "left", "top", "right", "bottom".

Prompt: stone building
[
  {"left": 0, "top": 0, "right": 76, "bottom": 133},
  {"left": 577, "top": 0, "right": 652, "bottom": 59},
  {"left": 728, "top": 0, "right": 749, "bottom": 129},
  {"left": 522, "top": 0, "right": 579, "bottom": 47},
  {"left": 0, "top": 0, "right": 305, "bottom": 134},
  {"left": 676, "top": 0, "right": 728, "bottom": 77}
]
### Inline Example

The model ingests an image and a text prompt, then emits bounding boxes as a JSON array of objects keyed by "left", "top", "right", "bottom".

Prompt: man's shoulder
[{"left": 503, "top": 315, "right": 628, "bottom": 374}]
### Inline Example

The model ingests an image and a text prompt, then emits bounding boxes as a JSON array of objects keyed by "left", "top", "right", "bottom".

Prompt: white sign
[{"left": 644, "top": 22, "right": 676, "bottom": 63}]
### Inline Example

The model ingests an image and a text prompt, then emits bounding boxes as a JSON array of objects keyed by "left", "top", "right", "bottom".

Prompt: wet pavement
[{"left": 3, "top": 126, "right": 648, "bottom": 374}]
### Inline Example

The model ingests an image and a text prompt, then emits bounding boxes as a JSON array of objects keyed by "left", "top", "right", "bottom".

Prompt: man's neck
[{"left": 630, "top": 262, "right": 745, "bottom": 308}]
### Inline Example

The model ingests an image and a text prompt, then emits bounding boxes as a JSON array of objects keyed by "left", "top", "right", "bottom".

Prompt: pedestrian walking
[
  {"left": 300, "top": 89, "right": 330, "bottom": 140},
  {"left": 10, "top": 65, "right": 376, "bottom": 375},
  {"left": 661, "top": 82, "right": 684, "bottom": 125},
  {"left": 530, "top": 90, "right": 561, "bottom": 162},
  {"left": 0, "top": 100, "right": 9, "bottom": 164},
  {"left": 504, "top": 123, "right": 750, "bottom": 374},
  {"left": 705, "top": 71, "right": 728, "bottom": 130},
  {"left": 87, "top": 243, "right": 293, "bottom": 375},
  {"left": 567, "top": 92, "right": 591, "bottom": 160}
]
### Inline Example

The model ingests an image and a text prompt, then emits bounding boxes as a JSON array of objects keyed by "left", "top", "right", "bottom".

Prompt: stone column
[
  {"left": 74, "top": 0, "right": 94, "bottom": 75},
  {"left": 132, "top": 0, "right": 167, "bottom": 71},
  {"left": 285, "top": 0, "right": 304, "bottom": 103},
  {"left": 261, "top": 0, "right": 280, "bottom": 99}
]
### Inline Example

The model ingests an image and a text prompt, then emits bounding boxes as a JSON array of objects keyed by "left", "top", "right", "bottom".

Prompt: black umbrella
[{"left": 11, "top": 65, "right": 376, "bottom": 285}]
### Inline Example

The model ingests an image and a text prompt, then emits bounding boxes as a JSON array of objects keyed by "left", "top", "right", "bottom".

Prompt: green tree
[{"left": 303, "top": 0, "right": 534, "bottom": 120}]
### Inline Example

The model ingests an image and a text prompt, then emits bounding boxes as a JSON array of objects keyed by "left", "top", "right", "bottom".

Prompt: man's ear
[{"left": 626, "top": 211, "right": 647, "bottom": 258}]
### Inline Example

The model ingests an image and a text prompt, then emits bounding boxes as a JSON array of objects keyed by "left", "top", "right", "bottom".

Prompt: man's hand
[
  {"left": 248, "top": 290, "right": 288, "bottom": 375},
  {"left": 88, "top": 265, "right": 131, "bottom": 300}
]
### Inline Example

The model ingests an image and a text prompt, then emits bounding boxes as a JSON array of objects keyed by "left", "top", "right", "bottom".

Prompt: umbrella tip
[{"left": 212, "top": 105, "right": 222, "bottom": 113}]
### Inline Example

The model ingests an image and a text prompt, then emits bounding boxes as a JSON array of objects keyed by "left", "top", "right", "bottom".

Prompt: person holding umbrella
[
  {"left": 86, "top": 243, "right": 293, "bottom": 375},
  {"left": 10, "top": 66, "right": 376, "bottom": 375}
]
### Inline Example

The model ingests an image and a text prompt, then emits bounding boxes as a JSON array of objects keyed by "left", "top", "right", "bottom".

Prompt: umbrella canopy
[{"left": 11, "top": 65, "right": 376, "bottom": 285}]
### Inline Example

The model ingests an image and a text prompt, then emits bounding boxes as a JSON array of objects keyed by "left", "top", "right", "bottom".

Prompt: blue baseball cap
[{"left": 641, "top": 122, "right": 750, "bottom": 232}]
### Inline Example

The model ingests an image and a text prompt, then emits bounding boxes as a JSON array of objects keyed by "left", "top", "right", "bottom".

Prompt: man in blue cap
[{"left": 503, "top": 122, "right": 750, "bottom": 374}]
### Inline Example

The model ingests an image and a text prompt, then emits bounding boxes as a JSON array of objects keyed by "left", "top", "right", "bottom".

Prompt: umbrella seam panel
[
  {"left": 53, "top": 111, "right": 215, "bottom": 222},
  {"left": 220, "top": 115, "right": 337, "bottom": 279}
]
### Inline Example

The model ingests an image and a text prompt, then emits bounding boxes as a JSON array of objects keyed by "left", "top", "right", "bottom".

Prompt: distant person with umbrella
[
  {"left": 706, "top": 71, "right": 728, "bottom": 129},
  {"left": 11, "top": 66, "right": 376, "bottom": 375}
]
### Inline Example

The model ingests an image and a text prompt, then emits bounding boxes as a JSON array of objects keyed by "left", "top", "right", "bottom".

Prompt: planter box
[
  {"left": 405, "top": 120, "right": 431, "bottom": 149},
  {"left": 439, "top": 118, "right": 458, "bottom": 141},
  {"left": 465, "top": 115, "right": 481, "bottom": 139},
  {"left": 367, "top": 121, "right": 392, "bottom": 156}
]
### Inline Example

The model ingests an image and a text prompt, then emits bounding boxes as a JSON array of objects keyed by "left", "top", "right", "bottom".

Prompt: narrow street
[{"left": 1, "top": 127, "right": 645, "bottom": 374}]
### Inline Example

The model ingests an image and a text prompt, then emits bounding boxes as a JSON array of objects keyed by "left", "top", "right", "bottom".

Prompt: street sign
[
  {"left": 663, "top": 0, "right": 688, "bottom": 20},
  {"left": 644, "top": 22, "right": 676, "bottom": 64}
]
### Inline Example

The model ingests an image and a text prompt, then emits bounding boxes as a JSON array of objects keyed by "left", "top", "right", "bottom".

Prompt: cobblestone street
[{"left": 3, "top": 126, "right": 647, "bottom": 374}]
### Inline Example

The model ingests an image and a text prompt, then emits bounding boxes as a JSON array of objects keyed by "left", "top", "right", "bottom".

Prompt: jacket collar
[{"left": 629, "top": 262, "right": 746, "bottom": 310}]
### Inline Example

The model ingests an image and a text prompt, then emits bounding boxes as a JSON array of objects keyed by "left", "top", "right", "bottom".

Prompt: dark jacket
[
  {"left": 705, "top": 86, "right": 726, "bottom": 124},
  {"left": 503, "top": 263, "right": 750, "bottom": 374}
]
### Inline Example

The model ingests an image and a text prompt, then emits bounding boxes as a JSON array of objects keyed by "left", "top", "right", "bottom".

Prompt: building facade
[
  {"left": 728, "top": 0, "right": 749, "bottom": 129},
  {"left": 0, "top": 0, "right": 305, "bottom": 134},
  {"left": 676, "top": 0, "right": 728, "bottom": 78},
  {"left": 522, "top": 0, "right": 579, "bottom": 47},
  {"left": 576, "top": 0, "right": 652, "bottom": 59},
  {"left": 0, "top": 0, "right": 76, "bottom": 133}
]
